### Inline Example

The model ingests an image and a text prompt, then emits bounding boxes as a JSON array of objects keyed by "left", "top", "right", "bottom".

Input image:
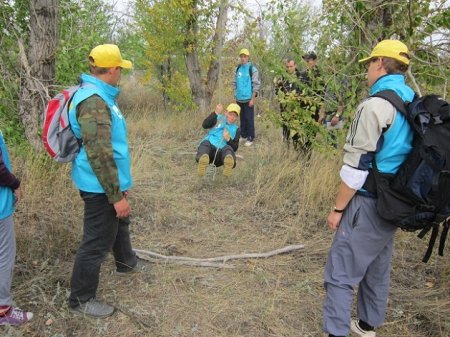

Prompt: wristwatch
[{"left": 333, "top": 206, "right": 345, "bottom": 213}]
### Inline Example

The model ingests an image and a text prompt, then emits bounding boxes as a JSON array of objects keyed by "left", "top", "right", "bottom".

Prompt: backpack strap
[
  {"left": 418, "top": 223, "right": 439, "bottom": 263},
  {"left": 371, "top": 90, "right": 408, "bottom": 116},
  {"left": 235, "top": 63, "right": 254, "bottom": 77},
  {"left": 438, "top": 218, "right": 449, "bottom": 257}
]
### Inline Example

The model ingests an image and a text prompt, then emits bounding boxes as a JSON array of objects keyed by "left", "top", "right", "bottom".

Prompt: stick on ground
[{"left": 134, "top": 244, "right": 305, "bottom": 268}]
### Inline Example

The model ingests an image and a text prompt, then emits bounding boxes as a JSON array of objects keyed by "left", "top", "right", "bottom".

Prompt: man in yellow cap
[
  {"left": 232, "top": 48, "right": 260, "bottom": 147},
  {"left": 67, "top": 44, "right": 146, "bottom": 318},
  {"left": 196, "top": 103, "right": 241, "bottom": 177},
  {"left": 323, "top": 40, "right": 414, "bottom": 337}
]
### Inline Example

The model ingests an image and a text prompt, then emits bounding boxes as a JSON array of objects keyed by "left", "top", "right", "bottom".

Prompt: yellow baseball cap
[
  {"left": 227, "top": 103, "right": 241, "bottom": 116},
  {"left": 359, "top": 40, "right": 410, "bottom": 65},
  {"left": 239, "top": 48, "right": 250, "bottom": 56},
  {"left": 89, "top": 44, "right": 133, "bottom": 69}
]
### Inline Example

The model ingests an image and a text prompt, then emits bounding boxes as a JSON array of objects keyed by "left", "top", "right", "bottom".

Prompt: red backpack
[{"left": 42, "top": 85, "right": 82, "bottom": 163}]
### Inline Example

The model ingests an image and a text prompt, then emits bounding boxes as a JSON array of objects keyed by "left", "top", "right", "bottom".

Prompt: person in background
[
  {"left": 196, "top": 103, "right": 241, "bottom": 177},
  {"left": 299, "top": 52, "right": 323, "bottom": 123},
  {"left": 275, "top": 58, "right": 302, "bottom": 144},
  {"left": 293, "top": 52, "right": 324, "bottom": 154},
  {"left": 0, "top": 131, "right": 33, "bottom": 326},
  {"left": 232, "top": 48, "right": 260, "bottom": 147},
  {"left": 318, "top": 74, "right": 348, "bottom": 148}
]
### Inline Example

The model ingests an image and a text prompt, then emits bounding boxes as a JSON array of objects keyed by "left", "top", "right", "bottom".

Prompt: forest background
[{"left": 0, "top": 0, "right": 449, "bottom": 336}]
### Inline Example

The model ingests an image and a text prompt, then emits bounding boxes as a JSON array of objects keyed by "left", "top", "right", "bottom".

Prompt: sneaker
[
  {"left": 223, "top": 155, "right": 234, "bottom": 177},
  {"left": 0, "top": 307, "right": 33, "bottom": 326},
  {"left": 197, "top": 154, "right": 209, "bottom": 176},
  {"left": 239, "top": 137, "right": 247, "bottom": 144},
  {"left": 351, "top": 320, "right": 376, "bottom": 337},
  {"left": 115, "top": 258, "right": 150, "bottom": 276},
  {"left": 244, "top": 140, "right": 254, "bottom": 147},
  {"left": 70, "top": 298, "right": 115, "bottom": 318}
]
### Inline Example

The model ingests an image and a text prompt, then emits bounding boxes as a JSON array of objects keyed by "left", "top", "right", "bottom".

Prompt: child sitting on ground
[{"left": 196, "top": 103, "right": 241, "bottom": 177}]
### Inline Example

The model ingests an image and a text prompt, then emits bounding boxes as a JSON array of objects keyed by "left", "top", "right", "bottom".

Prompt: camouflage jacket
[{"left": 77, "top": 95, "right": 122, "bottom": 203}]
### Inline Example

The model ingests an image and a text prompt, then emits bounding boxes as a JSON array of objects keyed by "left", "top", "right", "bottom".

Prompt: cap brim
[
  {"left": 358, "top": 56, "right": 371, "bottom": 63},
  {"left": 120, "top": 59, "right": 133, "bottom": 69}
]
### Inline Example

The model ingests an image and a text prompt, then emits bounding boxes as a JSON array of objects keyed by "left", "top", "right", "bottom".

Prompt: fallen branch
[
  {"left": 135, "top": 255, "right": 235, "bottom": 269},
  {"left": 134, "top": 244, "right": 305, "bottom": 268}
]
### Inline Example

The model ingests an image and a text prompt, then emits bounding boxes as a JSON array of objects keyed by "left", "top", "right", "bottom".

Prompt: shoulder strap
[
  {"left": 372, "top": 90, "right": 408, "bottom": 117},
  {"left": 235, "top": 63, "right": 254, "bottom": 77}
]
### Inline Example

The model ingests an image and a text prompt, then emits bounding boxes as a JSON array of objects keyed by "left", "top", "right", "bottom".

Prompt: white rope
[
  {"left": 204, "top": 34, "right": 224, "bottom": 182},
  {"left": 205, "top": 137, "right": 224, "bottom": 181}
]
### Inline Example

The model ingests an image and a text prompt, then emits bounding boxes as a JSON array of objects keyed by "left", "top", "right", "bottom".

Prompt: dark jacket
[{"left": 276, "top": 69, "right": 303, "bottom": 95}]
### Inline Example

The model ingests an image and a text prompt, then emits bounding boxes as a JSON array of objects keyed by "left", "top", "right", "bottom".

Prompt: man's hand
[
  {"left": 331, "top": 105, "right": 344, "bottom": 126},
  {"left": 114, "top": 197, "right": 131, "bottom": 218},
  {"left": 330, "top": 115, "right": 340, "bottom": 126},
  {"left": 327, "top": 211, "right": 343, "bottom": 230},
  {"left": 14, "top": 187, "right": 22, "bottom": 205},
  {"left": 215, "top": 104, "right": 224, "bottom": 115},
  {"left": 223, "top": 129, "right": 230, "bottom": 141},
  {"left": 249, "top": 99, "right": 254, "bottom": 107}
]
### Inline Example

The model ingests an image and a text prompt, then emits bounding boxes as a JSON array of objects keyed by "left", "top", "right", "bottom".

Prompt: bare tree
[{"left": 18, "top": 0, "right": 58, "bottom": 149}]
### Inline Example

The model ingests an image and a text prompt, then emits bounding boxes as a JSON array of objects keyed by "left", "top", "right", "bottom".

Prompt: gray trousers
[
  {"left": 323, "top": 194, "right": 397, "bottom": 336},
  {"left": 0, "top": 215, "right": 15, "bottom": 306}
]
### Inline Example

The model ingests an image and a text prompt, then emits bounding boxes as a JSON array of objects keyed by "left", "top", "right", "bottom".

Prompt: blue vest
[
  {"left": 0, "top": 131, "right": 15, "bottom": 220},
  {"left": 235, "top": 63, "right": 253, "bottom": 102},
  {"left": 371, "top": 74, "right": 415, "bottom": 174},
  {"left": 203, "top": 115, "right": 238, "bottom": 149},
  {"left": 68, "top": 73, "right": 132, "bottom": 193}
]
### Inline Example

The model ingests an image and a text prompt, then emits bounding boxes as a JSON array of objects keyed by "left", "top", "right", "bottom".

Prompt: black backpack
[{"left": 364, "top": 90, "right": 450, "bottom": 262}]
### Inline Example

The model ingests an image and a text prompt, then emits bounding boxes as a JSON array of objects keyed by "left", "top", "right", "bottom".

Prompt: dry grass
[{"left": 3, "top": 81, "right": 449, "bottom": 337}]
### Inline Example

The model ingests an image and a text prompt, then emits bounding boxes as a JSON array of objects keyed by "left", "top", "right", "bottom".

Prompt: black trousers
[
  {"left": 69, "top": 192, "right": 137, "bottom": 308},
  {"left": 237, "top": 101, "right": 255, "bottom": 140},
  {"left": 196, "top": 140, "right": 236, "bottom": 168}
]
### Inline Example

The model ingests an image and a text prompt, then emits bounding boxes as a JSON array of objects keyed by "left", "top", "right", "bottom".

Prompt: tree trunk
[
  {"left": 205, "top": 0, "right": 228, "bottom": 102},
  {"left": 184, "top": 0, "right": 206, "bottom": 112},
  {"left": 18, "top": 0, "right": 58, "bottom": 149},
  {"left": 357, "top": 0, "right": 395, "bottom": 45},
  {"left": 184, "top": 0, "right": 228, "bottom": 113}
]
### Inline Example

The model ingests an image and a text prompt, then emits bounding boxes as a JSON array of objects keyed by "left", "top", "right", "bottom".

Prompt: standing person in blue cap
[
  {"left": 0, "top": 131, "right": 33, "bottom": 325},
  {"left": 232, "top": 48, "right": 260, "bottom": 147},
  {"left": 323, "top": 40, "right": 414, "bottom": 337}
]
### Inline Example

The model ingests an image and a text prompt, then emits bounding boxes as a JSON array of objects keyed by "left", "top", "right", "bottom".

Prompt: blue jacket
[
  {"left": 371, "top": 74, "right": 415, "bottom": 174},
  {"left": 235, "top": 63, "right": 253, "bottom": 102},
  {"left": 0, "top": 132, "right": 15, "bottom": 220},
  {"left": 68, "top": 73, "right": 132, "bottom": 193},
  {"left": 203, "top": 114, "right": 238, "bottom": 149}
]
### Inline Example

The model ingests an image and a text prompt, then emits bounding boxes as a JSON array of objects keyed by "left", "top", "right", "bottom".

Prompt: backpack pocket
[{"left": 57, "top": 126, "right": 81, "bottom": 162}]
